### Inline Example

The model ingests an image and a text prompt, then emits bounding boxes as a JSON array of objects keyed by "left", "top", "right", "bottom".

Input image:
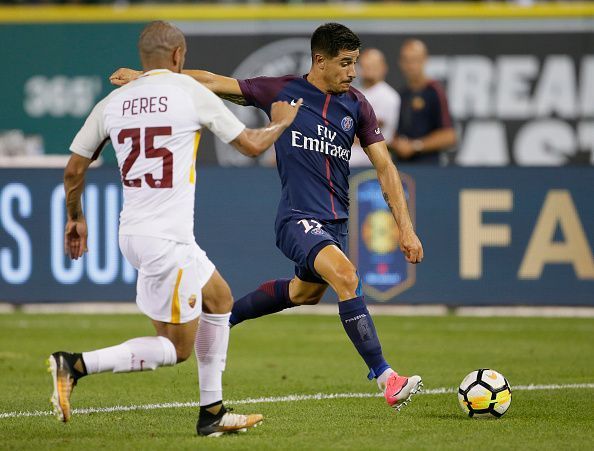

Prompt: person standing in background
[
  {"left": 392, "top": 39, "right": 456, "bottom": 165},
  {"left": 349, "top": 48, "right": 400, "bottom": 167}
]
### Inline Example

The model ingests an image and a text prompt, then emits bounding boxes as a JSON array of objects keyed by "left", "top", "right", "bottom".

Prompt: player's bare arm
[
  {"left": 365, "top": 140, "right": 424, "bottom": 264},
  {"left": 184, "top": 70, "right": 247, "bottom": 105},
  {"left": 231, "top": 99, "right": 302, "bottom": 157},
  {"left": 110, "top": 68, "right": 247, "bottom": 105},
  {"left": 63, "top": 153, "right": 92, "bottom": 260}
]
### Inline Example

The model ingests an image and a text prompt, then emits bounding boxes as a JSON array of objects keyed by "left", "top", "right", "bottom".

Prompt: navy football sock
[
  {"left": 229, "top": 279, "right": 296, "bottom": 326},
  {"left": 338, "top": 296, "right": 390, "bottom": 380}
]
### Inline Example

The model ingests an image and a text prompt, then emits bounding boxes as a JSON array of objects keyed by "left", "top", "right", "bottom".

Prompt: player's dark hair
[{"left": 311, "top": 23, "right": 361, "bottom": 58}]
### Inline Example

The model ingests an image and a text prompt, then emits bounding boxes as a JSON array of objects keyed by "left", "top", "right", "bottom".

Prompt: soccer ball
[{"left": 458, "top": 369, "right": 512, "bottom": 418}]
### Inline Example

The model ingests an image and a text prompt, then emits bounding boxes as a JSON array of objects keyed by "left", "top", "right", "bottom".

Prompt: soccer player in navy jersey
[{"left": 111, "top": 23, "right": 424, "bottom": 410}]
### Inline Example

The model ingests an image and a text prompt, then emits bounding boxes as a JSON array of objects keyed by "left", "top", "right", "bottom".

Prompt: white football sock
[
  {"left": 196, "top": 312, "right": 230, "bottom": 406},
  {"left": 82, "top": 336, "right": 177, "bottom": 374},
  {"left": 376, "top": 368, "right": 395, "bottom": 391}
]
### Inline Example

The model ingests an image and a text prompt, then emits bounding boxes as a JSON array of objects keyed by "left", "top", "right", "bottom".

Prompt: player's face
[{"left": 325, "top": 49, "right": 359, "bottom": 94}]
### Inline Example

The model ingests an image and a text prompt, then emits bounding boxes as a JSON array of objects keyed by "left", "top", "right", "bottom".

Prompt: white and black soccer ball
[{"left": 458, "top": 369, "right": 512, "bottom": 418}]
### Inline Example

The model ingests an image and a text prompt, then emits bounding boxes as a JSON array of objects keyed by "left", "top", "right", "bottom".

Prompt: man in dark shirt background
[{"left": 391, "top": 39, "right": 457, "bottom": 165}]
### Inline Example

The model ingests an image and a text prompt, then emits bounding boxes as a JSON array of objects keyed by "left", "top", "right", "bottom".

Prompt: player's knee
[
  {"left": 291, "top": 291, "right": 323, "bottom": 305},
  {"left": 332, "top": 266, "right": 359, "bottom": 293},
  {"left": 202, "top": 276, "right": 233, "bottom": 314},
  {"left": 215, "top": 283, "right": 233, "bottom": 312},
  {"left": 174, "top": 344, "right": 193, "bottom": 363}
]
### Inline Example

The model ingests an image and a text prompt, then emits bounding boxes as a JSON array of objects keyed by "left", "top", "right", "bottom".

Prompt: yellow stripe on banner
[
  {"left": 189, "top": 131, "right": 201, "bottom": 185},
  {"left": 0, "top": 3, "right": 592, "bottom": 23},
  {"left": 171, "top": 269, "right": 183, "bottom": 324}
]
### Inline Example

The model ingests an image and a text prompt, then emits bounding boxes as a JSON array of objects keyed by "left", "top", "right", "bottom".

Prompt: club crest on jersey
[
  {"left": 341, "top": 116, "right": 354, "bottom": 132},
  {"left": 188, "top": 295, "right": 197, "bottom": 308}
]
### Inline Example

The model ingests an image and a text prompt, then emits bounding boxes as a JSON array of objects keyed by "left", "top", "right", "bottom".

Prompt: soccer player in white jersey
[
  {"left": 48, "top": 21, "right": 302, "bottom": 437},
  {"left": 350, "top": 48, "right": 400, "bottom": 167}
]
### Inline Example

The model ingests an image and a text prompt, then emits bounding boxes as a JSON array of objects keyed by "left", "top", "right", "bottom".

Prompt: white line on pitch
[{"left": 2, "top": 383, "right": 593, "bottom": 420}]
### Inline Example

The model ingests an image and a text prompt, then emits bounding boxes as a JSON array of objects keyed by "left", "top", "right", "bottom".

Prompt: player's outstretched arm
[
  {"left": 63, "top": 154, "right": 92, "bottom": 260},
  {"left": 365, "top": 141, "right": 424, "bottom": 264},
  {"left": 109, "top": 68, "right": 247, "bottom": 105},
  {"left": 230, "top": 99, "right": 302, "bottom": 157},
  {"left": 183, "top": 70, "right": 247, "bottom": 105}
]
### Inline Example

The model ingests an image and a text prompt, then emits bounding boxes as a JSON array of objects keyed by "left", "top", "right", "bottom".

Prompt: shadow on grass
[{"left": 426, "top": 412, "right": 466, "bottom": 421}]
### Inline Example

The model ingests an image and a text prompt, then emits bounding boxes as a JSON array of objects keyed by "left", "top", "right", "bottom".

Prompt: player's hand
[
  {"left": 109, "top": 68, "right": 142, "bottom": 86},
  {"left": 271, "top": 98, "right": 303, "bottom": 127},
  {"left": 400, "top": 228, "right": 424, "bottom": 264},
  {"left": 64, "top": 218, "right": 88, "bottom": 260}
]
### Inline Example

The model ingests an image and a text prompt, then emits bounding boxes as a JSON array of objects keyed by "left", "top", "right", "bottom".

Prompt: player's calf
[
  {"left": 47, "top": 337, "right": 178, "bottom": 421},
  {"left": 229, "top": 279, "right": 296, "bottom": 326}
]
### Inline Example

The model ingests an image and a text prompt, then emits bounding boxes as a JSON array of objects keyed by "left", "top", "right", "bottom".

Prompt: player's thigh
[
  {"left": 277, "top": 217, "right": 341, "bottom": 285},
  {"left": 201, "top": 269, "right": 233, "bottom": 314},
  {"left": 120, "top": 235, "right": 211, "bottom": 325},
  {"left": 289, "top": 276, "right": 328, "bottom": 305},
  {"left": 313, "top": 244, "right": 359, "bottom": 292},
  {"left": 152, "top": 317, "right": 199, "bottom": 362}
]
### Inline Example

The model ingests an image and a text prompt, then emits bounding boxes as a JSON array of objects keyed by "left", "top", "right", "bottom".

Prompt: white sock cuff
[
  {"left": 200, "top": 312, "right": 231, "bottom": 327},
  {"left": 82, "top": 351, "right": 99, "bottom": 375},
  {"left": 156, "top": 336, "right": 177, "bottom": 366}
]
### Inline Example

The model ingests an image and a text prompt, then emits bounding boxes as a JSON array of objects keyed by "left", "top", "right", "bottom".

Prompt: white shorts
[{"left": 119, "top": 235, "right": 216, "bottom": 324}]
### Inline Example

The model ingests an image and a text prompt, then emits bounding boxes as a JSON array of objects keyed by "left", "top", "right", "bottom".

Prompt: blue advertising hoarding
[{"left": 0, "top": 167, "right": 592, "bottom": 305}]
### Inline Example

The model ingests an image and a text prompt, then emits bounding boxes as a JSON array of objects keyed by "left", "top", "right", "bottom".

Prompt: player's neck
[
  {"left": 305, "top": 72, "right": 334, "bottom": 95},
  {"left": 142, "top": 62, "right": 179, "bottom": 73}
]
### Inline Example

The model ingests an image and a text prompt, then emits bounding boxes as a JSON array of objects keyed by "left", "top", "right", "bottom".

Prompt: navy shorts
[{"left": 275, "top": 217, "right": 348, "bottom": 284}]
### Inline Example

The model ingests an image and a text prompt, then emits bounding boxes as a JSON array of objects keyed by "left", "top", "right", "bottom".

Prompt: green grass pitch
[{"left": 1, "top": 313, "right": 593, "bottom": 450}]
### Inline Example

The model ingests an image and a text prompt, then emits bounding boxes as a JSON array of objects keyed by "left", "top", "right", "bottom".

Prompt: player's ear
[
  {"left": 173, "top": 46, "right": 183, "bottom": 71},
  {"left": 314, "top": 53, "right": 326, "bottom": 70}
]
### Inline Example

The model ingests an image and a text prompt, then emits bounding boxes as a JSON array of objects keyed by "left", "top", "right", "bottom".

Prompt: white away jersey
[
  {"left": 70, "top": 69, "right": 245, "bottom": 243},
  {"left": 349, "top": 80, "right": 400, "bottom": 167}
]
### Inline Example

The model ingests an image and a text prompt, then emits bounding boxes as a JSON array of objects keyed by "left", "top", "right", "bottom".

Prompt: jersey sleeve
[
  {"left": 357, "top": 96, "right": 385, "bottom": 148},
  {"left": 192, "top": 83, "right": 246, "bottom": 143},
  {"left": 238, "top": 76, "right": 290, "bottom": 111},
  {"left": 69, "top": 98, "right": 110, "bottom": 160}
]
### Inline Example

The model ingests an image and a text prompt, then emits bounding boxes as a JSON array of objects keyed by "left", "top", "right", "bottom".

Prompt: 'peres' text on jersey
[{"left": 122, "top": 96, "right": 168, "bottom": 116}]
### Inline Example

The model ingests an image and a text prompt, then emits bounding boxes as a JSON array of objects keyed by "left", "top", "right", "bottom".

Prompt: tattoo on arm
[
  {"left": 383, "top": 191, "right": 393, "bottom": 211},
  {"left": 68, "top": 205, "right": 83, "bottom": 221},
  {"left": 65, "top": 173, "right": 85, "bottom": 221},
  {"left": 66, "top": 190, "right": 83, "bottom": 220},
  {"left": 218, "top": 94, "right": 247, "bottom": 106}
]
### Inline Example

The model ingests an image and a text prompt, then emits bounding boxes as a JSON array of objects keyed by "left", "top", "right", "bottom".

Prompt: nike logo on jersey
[
  {"left": 374, "top": 128, "right": 381, "bottom": 135},
  {"left": 291, "top": 99, "right": 307, "bottom": 108}
]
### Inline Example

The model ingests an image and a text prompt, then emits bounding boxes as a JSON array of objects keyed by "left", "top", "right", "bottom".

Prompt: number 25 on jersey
[{"left": 119, "top": 127, "right": 172, "bottom": 188}]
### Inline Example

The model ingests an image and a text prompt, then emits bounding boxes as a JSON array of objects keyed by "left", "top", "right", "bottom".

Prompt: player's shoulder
[
  {"left": 346, "top": 85, "right": 373, "bottom": 110},
  {"left": 89, "top": 85, "right": 128, "bottom": 115},
  {"left": 154, "top": 71, "right": 208, "bottom": 92}
]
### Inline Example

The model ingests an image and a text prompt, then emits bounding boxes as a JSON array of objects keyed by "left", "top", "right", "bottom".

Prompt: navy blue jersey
[
  {"left": 397, "top": 80, "right": 453, "bottom": 165},
  {"left": 239, "top": 75, "right": 383, "bottom": 227}
]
